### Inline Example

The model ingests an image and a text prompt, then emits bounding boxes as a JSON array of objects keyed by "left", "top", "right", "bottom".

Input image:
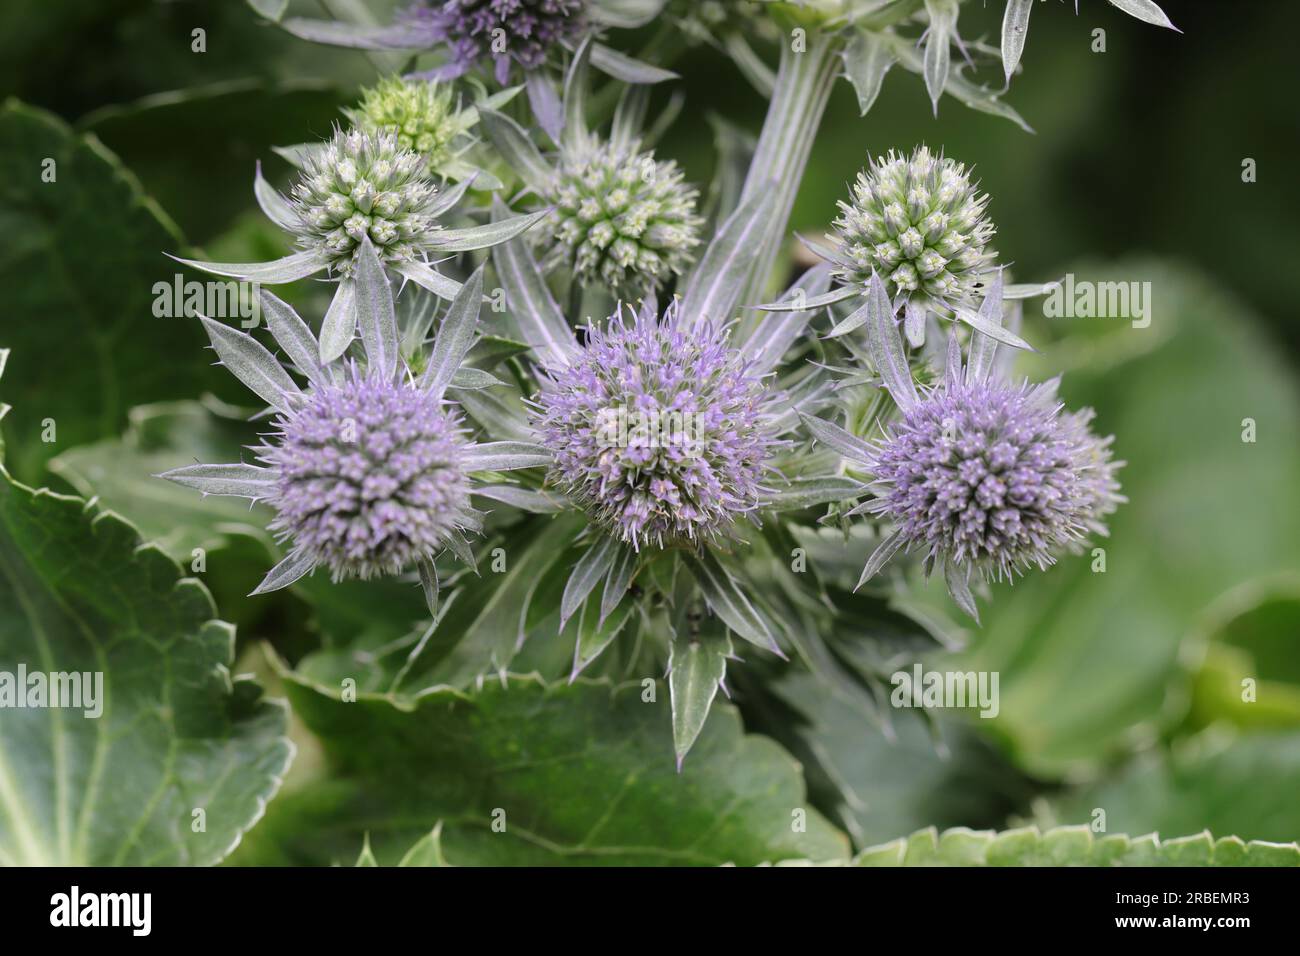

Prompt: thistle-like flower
[
  {"left": 172, "top": 126, "right": 546, "bottom": 362},
  {"left": 276, "top": 0, "right": 671, "bottom": 87},
  {"left": 159, "top": 241, "right": 550, "bottom": 607},
  {"left": 402, "top": 0, "right": 586, "bottom": 84},
  {"left": 803, "top": 275, "right": 1123, "bottom": 620},
  {"left": 289, "top": 127, "right": 441, "bottom": 276},
  {"left": 262, "top": 367, "right": 474, "bottom": 581},
  {"left": 761, "top": 145, "right": 1044, "bottom": 353},
  {"left": 833, "top": 147, "right": 994, "bottom": 326},
  {"left": 534, "top": 300, "right": 776, "bottom": 550},
  {"left": 481, "top": 39, "right": 703, "bottom": 296},
  {"left": 547, "top": 140, "right": 702, "bottom": 294}
]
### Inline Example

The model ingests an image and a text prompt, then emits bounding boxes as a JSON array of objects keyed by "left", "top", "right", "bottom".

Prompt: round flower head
[
  {"left": 831, "top": 147, "right": 995, "bottom": 309},
  {"left": 863, "top": 370, "right": 1123, "bottom": 586},
  {"left": 290, "top": 127, "right": 439, "bottom": 275},
  {"left": 402, "top": 0, "right": 585, "bottom": 84},
  {"left": 259, "top": 366, "right": 475, "bottom": 581},
  {"left": 534, "top": 301, "right": 776, "bottom": 550},
  {"left": 344, "top": 77, "right": 463, "bottom": 173},
  {"left": 546, "top": 140, "right": 703, "bottom": 295}
]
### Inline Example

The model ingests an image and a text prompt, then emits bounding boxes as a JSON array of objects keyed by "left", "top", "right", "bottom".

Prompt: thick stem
[{"left": 734, "top": 29, "right": 845, "bottom": 341}]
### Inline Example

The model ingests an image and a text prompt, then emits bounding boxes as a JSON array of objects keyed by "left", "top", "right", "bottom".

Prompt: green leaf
[
  {"left": 1051, "top": 731, "right": 1300, "bottom": 844},
  {"left": 842, "top": 30, "right": 895, "bottom": 116},
  {"left": 0, "top": 466, "right": 291, "bottom": 865},
  {"left": 48, "top": 400, "right": 272, "bottom": 562},
  {"left": 397, "top": 824, "right": 452, "bottom": 866},
  {"left": 235, "top": 673, "right": 848, "bottom": 866},
  {"left": 0, "top": 99, "right": 232, "bottom": 483},
  {"left": 668, "top": 627, "right": 731, "bottom": 767},
  {"left": 387, "top": 514, "right": 585, "bottom": 692},
  {"left": 770, "top": 673, "right": 1035, "bottom": 847},
  {"left": 684, "top": 550, "right": 782, "bottom": 656},
  {"left": 849, "top": 825, "right": 1299, "bottom": 867}
]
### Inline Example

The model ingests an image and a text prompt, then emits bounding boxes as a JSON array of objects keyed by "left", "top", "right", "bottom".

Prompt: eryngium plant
[
  {"left": 160, "top": 240, "right": 546, "bottom": 611},
  {"left": 273, "top": 0, "right": 671, "bottom": 85},
  {"left": 290, "top": 127, "right": 441, "bottom": 275},
  {"left": 152, "top": 0, "right": 1157, "bottom": 777},
  {"left": 547, "top": 141, "right": 702, "bottom": 294},
  {"left": 805, "top": 274, "right": 1123, "bottom": 621},
  {"left": 402, "top": 0, "right": 587, "bottom": 83}
]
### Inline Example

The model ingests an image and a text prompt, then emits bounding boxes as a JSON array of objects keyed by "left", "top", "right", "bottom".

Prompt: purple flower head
[
  {"left": 403, "top": 0, "right": 586, "bottom": 84},
  {"left": 863, "top": 371, "right": 1123, "bottom": 586},
  {"left": 259, "top": 365, "right": 474, "bottom": 581},
  {"left": 533, "top": 301, "right": 777, "bottom": 550}
]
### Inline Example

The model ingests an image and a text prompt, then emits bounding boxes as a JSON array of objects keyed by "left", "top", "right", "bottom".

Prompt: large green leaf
[
  {"left": 849, "top": 825, "right": 1300, "bottom": 867},
  {"left": 1050, "top": 731, "right": 1300, "bottom": 844},
  {"left": 965, "top": 260, "right": 1300, "bottom": 776},
  {"left": 768, "top": 674, "right": 1036, "bottom": 847},
  {"left": 232, "top": 672, "right": 848, "bottom": 866},
  {"left": 0, "top": 100, "right": 231, "bottom": 483},
  {"left": 78, "top": 81, "right": 348, "bottom": 242},
  {"left": 49, "top": 399, "right": 271, "bottom": 562},
  {"left": 0, "top": 467, "right": 292, "bottom": 865}
]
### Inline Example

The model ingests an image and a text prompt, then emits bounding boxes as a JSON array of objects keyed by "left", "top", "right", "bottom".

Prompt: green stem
[{"left": 734, "top": 28, "right": 846, "bottom": 342}]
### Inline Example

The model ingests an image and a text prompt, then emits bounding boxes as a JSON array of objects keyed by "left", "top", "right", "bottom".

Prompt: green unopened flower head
[
  {"left": 831, "top": 147, "right": 995, "bottom": 308},
  {"left": 547, "top": 139, "right": 703, "bottom": 295},
  {"left": 290, "top": 127, "right": 439, "bottom": 275},
  {"left": 344, "top": 77, "right": 465, "bottom": 174}
]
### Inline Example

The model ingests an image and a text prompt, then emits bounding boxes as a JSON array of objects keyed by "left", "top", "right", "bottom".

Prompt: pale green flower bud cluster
[
  {"left": 548, "top": 140, "right": 703, "bottom": 294},
  {"left": 831, "top": 147, "right": 995, "bottom": 308},
  {"left": 290, "top": 127, "right": 439, "bottom": 275},
  {"left": 343, "top": 77, "right": 466, "bottom": 175}
]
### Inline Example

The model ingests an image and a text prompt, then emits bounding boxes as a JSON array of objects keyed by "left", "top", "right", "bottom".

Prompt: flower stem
[{"left": 734, "top": 28, "right": 846, "bottom": 339}]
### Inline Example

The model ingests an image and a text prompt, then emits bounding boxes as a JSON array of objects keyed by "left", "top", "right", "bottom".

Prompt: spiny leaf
[
  {"left": 850, "top": 825, "right": 1300, "bottom": 867},
  {"left": 0, "top": 467, "right": 291, "bottom": 865}
]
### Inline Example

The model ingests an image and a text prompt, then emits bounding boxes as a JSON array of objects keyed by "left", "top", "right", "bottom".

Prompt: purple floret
[
  {"left": 534, "top": 302, "right": 777, "bottom": 550},
  {"left": 259, "top": 367, "right": 473, "bottom": 580}
]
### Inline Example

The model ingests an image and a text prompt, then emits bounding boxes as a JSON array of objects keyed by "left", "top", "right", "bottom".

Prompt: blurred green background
[{"left": 2, "top": 0, "right": 1298, "bottom": 849}]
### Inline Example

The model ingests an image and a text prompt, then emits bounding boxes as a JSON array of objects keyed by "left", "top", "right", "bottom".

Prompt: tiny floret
[
  {"left": 534, "top": 302, "right": 775, "bottom": 549},
  {"left": 261, "top": 368, "right": 473, "bottom": 580}
]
